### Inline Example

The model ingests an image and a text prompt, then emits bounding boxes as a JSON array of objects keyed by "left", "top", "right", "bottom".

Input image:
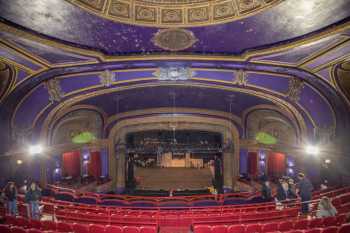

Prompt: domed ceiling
[{"left": 0, "top": 0, "right": 349, "bottom": 155}]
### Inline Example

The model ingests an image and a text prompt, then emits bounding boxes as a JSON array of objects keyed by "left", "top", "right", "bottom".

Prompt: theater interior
[{"left": 0, "top": 0, "right": 350, "bottom": 233}]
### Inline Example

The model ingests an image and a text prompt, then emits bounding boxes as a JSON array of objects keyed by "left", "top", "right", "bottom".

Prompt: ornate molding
[
  {"left": 99, "top": 70, "right": 116, "bottom": 87},
  {"left": 152, "top": 28, "right": 198, "bottom": 51},
  {"left": 286, "top": 77, "right": 304, "bottom": 103},
  {"left": 234, "top": 70, "right": 247, "bottom": 86},
  {"left": 45, "top": 78, "right": 64, "bottom": 102},
  {"left": 65, "top": 0, "right": 282, "bottom": 28}
]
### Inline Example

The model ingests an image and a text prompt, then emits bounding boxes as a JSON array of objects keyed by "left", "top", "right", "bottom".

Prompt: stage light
[
  {"left": 288, "top": 168, "right": 294, "bottom": 174},
  {"left": 29, "top": 144, "right": 43, "bottom": 155},
  {"left": 325, "top": 159, "right": 331, "bottom": 164},
  {"left": 17, "top": 160, "right": 23, "bottom": 165},
  {"left": 305, "top": 145, "right": 319, "bottom": 155}
]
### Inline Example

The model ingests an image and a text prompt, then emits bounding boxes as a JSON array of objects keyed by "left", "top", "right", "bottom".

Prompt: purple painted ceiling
[
  {"left": 0, "top": 0, "right": 350, "bottom": 155},
  {"left": 0, "top": 0, "right": 350, "bottom": 55}
]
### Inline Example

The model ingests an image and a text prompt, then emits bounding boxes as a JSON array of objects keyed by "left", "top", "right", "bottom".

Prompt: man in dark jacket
[
  {"left": 25, "top": 182, "right": 42, "bottom": 220},
  {"left": 261, "top": 181, "right": 272, "bottom": 201},
  {"left": 4, "top": 182, "right": 18, "bottom": 216},
  {"left": 297, "top": 173, "right": 314, "bottom": 214}
]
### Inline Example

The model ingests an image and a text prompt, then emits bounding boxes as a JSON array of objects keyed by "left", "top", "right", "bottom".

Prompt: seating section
[
  {"left": 1, "top": 219, "right": 158, "bottom": 233},
  {"left": 194, "top": 223, "right": 350, "bottom": 233}
]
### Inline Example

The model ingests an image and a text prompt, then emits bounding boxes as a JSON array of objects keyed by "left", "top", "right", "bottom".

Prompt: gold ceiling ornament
[
  {"left": 152, "top": 28, "right": 198, "bottom": 51},
  {"left": 66, "top": 0, "right": 282, "bottom": 27},
  {"left": 0, "top": 61, "right": 16, "bottom": 102},
  {"left": 286, "top": 77, "right": 304, "bottom": 103}
]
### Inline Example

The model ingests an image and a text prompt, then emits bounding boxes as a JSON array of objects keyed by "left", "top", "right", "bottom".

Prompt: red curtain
[
  {"left": 268, "top": 152, "right": 286, "bottom": 178},
  {"left": 88, "top": 151, "right": 101, "bottom": 179},
  {"left": 248, "top": 152, "right": 258, "bottom": 178},
  {"left": 62, "top": 151, "right": 81, "bottom": 178}
]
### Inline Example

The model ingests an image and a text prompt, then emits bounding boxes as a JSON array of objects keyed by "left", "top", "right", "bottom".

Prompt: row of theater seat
[
  {"left": 47, "top": 187, "right": 350, "bottom": 208},
  {"left": 193, "top": 223, "right": 350, "bottom": 233},
  {"left": 2, "top": 216, "right": 157, "bottom": 233},
  {"left": 193, "top": 214, "right": 348, "bottom": 232}
]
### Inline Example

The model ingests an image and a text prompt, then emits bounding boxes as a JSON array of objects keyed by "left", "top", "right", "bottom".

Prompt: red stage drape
[
  {"left": 248, "top": 152, "right": 258, "bottom": 178},
  {"left": 88, "top": 151, "right": 101, "bottom": 179},
  {"left": 62, "top": 151, "right": 81, "bottom": 178},
  {"left": 268, "top": 152, "right": 286, "bottom": 178}
]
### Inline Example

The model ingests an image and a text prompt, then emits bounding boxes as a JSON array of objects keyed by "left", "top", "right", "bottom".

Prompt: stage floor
[{"left": 135, "top": 167, "right": 212, "bottom": 190}]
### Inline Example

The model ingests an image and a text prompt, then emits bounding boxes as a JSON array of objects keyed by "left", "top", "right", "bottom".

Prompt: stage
[{"left": 135, "top": 167, "right": 213, "bottom": 190}]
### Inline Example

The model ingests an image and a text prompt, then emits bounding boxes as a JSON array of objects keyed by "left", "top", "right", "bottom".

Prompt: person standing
[
  {"left": 296, "top": 173, "right": 314, "bottom": 215},
  {"left": 4, "top": 182, "right": 18, "bottom": 216},
  {"left": 25, "top": 182, "right": 42, "bottom": 220},
  {"left": 261, "top": 180, "right": 272, "bottom": 201}
]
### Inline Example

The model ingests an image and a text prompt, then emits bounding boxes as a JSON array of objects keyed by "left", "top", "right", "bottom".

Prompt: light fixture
[
  {"left": 29, "top": 144, "right": 43, "bottom": 155},
  {"left": 305, "top": 145, "right": 320, "bottom": 155},
  {"left": 325, "top": 159, "right": 331, "bottom": 164},
  {"left": 16, "top": 160, "right": 23, "bottom": 165}
]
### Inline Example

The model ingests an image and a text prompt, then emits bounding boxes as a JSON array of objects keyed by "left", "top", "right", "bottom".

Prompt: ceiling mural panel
[
  {"left": 299, "top": 84, "right": 335, "bottom": 128},
  {"left": 246, "top": 72, "right": 290, "bottom": 94},
  {"left": 0, "top": 32, "right": 99, "bottom": 65},
  {"left": 250, "top": 34, "right": 346, "bottom": 66},
  {"left": 58, "top": 74, "right": 101, "bottom": 94},
  {"left": 304, "top": 40, "right": 350, "bottom": 71},
  {"left": 0, "top": 43, "right": 43, "bottom": 71},
  {"left": 12, "top": 84, "right": 50, "bottom": 129}
]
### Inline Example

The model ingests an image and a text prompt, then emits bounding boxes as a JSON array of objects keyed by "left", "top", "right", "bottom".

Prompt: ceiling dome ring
[{"left": 66, "top": 0, "right": 282, "bottom": 28}]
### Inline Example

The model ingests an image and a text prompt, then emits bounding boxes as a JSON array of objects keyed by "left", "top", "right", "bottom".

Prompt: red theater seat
[
  {"left": 11, "top": 226, "right": 27, "bottom": 233},
  {"left": 5, "top": 215, "right": 17, "bottom": 225},
  {"left": 28, "top": 220, "right": 42, "bottom": 229},
  {"left": 212, "top": 225, "right": 227, "bottom": 233},
  {"left": 105, "top": 225, "right": 123, "bottom": 233},
  {"left": 227, "top": 225, "right": 245, "bottom": 233},
  {"left": 140, "top": 226, "right": 156, "bottom": 233},
  {"left": 245, "top": 224, "right": 261, "bottom": 233},
  {"left": 304, "top": 229, "right": 322, "bottom": 233},
  {"left": 278, "top": 221, "right": 293, "bottom": 231},
  {"left": 262, "top": 222, "right": 278, "bottom": 232},
  {"left": 194, "top": 225, "right": 212, "bottom": 233},
  {"left": 124, "top": 226, "right": 140, "bottom": 233},
  {"left": 27, "top": 229, "right": 42, "bottom": 233},
  {"left": 15, "top": 216, "right": 30, "bottom": 228},
  {"left": 41, "top": 221, "right": 57, "bottom": 231},
  {"left": 89, "top": 224, "right": 106, "bottom": 233},
  {"left": 294, "top": 219, "right": 309, "bottom": 230},
  {"left": 338, "top": 223, "right": 350, "bottom": 233},
  {"left": 56, "top": 222, "right": 73, "bottom": 232},
  {"left": 288, "top": 231, "right": 303, "bottom": 233},
  {"left": 322, "top": 226, "right": 339, "bottom": 233},
  {"left": 336, "top": 214, "right": 347, "bottom": 225},
  {"left": 322, "top": 217, "right": 337, "bottom": 227},
  {"left": 309, "top": 218, "right": 323, "bottom": 229},
  {"left": 72, "top": 223, "right": 90, "bottom": 233},
  {"left": 0, "top": 225, "right": 11, "bottom": 233}
]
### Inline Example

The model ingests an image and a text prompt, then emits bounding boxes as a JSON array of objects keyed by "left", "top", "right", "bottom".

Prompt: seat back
[
  {"left": 339, "top": 223, "right": 350, "bottom": 233},
  {"left": 105, "top": 225, "right": 123, "bottom": 233},
  {"left": 194, "top": 225, "right": 212, "bottom": 233},
  {"left": 72, "top": 223, "right": 90, "bottom": 233},
  {"left": 212, "top": 225, "right": 227, "bottom": 233},
  {"left": 278, "top": 221, "right": 293, "bottom": 231},
  {"left": 0, "top": 225, "right": 11, "bottom": 233},
  {"left": 227, "top": 225, "right": 245, "bottom": 233},
  {"left": 140, "top": 226, "right": 157, "bottom": 233},
  {"left": 89, "top": 224, "right": 106, "bottom": 233},
  {"left": 245, "top": 224, "right": 261, "bottom": 233},
  {"left": 56, "top": 222, "right": 73, "bottom": 232},
  {"left": 262, "top": 222, "right": 278, "bottom": 232},
  {"left": 41, "top": 221, "right": 57, "bottom": 231},
  {"left": 11, "top": 226, "right": 27, "bottom": 233},
  {"left": 124, "top": 226, "right": 140, "bottom": 233},
  {"left": 322, "top": 226, "right": 339, "bottom": 233}
]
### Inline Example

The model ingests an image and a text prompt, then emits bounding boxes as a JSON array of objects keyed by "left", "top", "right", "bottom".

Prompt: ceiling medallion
[
  {"left": 334, "top": 60, "right": 350, "bottom": 102},
  {"left": 65, "top": 0, "right": 282, "bottom": 27},
  {"left": 152, "top": 28, "right": 197, "bottom": 51}
]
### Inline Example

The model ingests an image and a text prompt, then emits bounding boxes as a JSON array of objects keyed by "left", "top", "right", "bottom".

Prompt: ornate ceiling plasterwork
[
  {"left": 334, "top": 60, "right": 350, "bottom": 103},
  {"left": 152, "top": 28, "right": 198, "bottom": 51},
  {"left": 66, "top": 0, "right": 282, "bottom": 27}
]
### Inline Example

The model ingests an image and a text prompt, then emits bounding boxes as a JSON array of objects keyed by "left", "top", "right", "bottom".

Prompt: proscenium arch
[
  {"left": 39, "top": 82, "right": 308, "bottom": 143},
  {"left": 108, "top": 114, "right": 241, "bottom": 191}
]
